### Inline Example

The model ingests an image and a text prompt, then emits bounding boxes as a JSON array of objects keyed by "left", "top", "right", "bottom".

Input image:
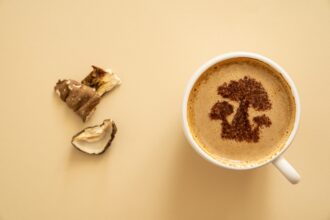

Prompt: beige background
[{"left": 0, "top": 0, "right": 329, "bottom": 219}]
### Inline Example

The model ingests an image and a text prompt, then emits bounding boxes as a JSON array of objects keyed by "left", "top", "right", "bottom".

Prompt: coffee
[{"left": 187, "top": 57, "right": 296, "bottom": 168}]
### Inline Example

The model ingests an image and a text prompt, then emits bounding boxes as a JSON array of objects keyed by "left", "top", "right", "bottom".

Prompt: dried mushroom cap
[
  {"left": 71, "top": 119, "right": 117, "bottom": 155},
  {"left": 54, "top": 79, "right": 101, "bottom": 122},
  {"left": 81, "top": 65, "right": 121, "bottom": 96}
]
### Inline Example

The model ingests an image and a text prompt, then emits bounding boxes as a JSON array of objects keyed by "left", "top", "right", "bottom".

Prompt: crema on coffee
[{"left": 187, "top": 57, "right": 296, "bottom": 168}]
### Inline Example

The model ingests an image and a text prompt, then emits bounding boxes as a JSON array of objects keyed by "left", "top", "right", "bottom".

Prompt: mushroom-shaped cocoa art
[{"left": 209, "top": 76, "right": 272, "bottom": 142}]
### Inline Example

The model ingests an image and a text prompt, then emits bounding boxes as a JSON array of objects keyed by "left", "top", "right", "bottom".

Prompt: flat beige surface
[{"left": 0, "top": 0, "right": 329, "bottom": 219}]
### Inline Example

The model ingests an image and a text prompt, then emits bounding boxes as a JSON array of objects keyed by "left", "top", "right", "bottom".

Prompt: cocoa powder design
[{"left": 209, "top": 76, "right": 272, "bottom": 142}]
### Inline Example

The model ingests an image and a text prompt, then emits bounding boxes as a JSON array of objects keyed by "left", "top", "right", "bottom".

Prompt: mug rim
[{"left": 182, "top": 51, "right": 301, "bottom": 170}]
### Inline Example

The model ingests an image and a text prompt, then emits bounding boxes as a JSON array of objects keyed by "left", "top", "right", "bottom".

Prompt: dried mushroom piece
[
  {"left": 81, "top": 65, "right": 121, "bottom": 97},
  {"left": 71, "top": 119, "right": 117, "bottom": 155},
  {"left": 55, "top": 79, "right": 101, "bottom": 122}
]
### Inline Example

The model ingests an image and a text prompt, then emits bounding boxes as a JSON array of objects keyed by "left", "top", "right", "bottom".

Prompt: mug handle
[{"left": 272, "top": 156, "right": 300, "bottom": 184}]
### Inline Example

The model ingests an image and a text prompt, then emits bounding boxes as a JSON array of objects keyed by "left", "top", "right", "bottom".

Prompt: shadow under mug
[{"left": 182, "top": 52, "right": 301, "bottom": 184}]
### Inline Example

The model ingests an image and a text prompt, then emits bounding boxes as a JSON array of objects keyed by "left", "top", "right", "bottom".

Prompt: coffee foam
[{"left": 187, "top": 57, "right": 296, "bottom": 168}]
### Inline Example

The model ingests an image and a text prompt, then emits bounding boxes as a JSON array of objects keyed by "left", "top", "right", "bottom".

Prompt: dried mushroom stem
[
  {"left": 54, "top": 66, "right": 121, "bottom": 122},
  {"left": 54, "top": 79, "right": 101, "bottom": 122}
]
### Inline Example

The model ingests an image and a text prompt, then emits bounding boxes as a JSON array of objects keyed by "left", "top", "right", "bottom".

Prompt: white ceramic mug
[{"left": 182, "top": 52, "right": 301, "bottom": 184}]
